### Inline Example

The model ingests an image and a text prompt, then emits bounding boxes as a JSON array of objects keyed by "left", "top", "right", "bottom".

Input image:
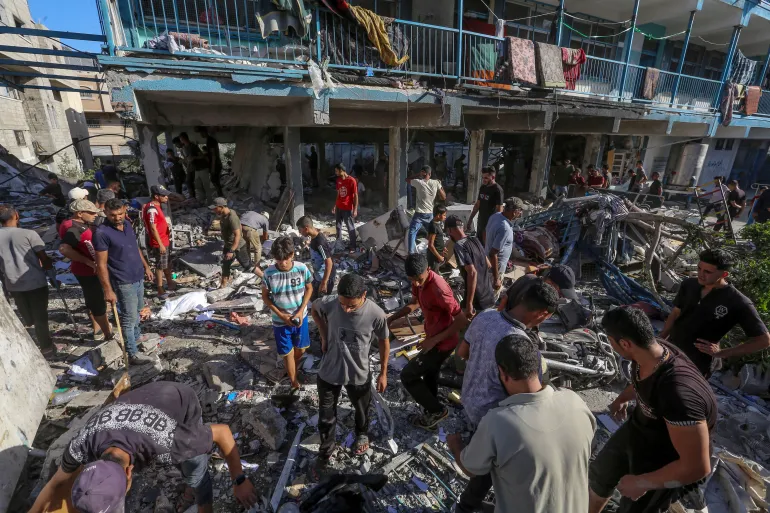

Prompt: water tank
[{"left": 670, "top": 143, "right": 708, "bottom": 186}]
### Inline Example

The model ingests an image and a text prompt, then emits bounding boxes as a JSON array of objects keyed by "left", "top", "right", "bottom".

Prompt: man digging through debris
[
  {"left": 311, "top": 273, "right": 389, "bottom": 467},
  {"left": 142, "top": 185, "right": 177, "bottom": 299},
  {"left": 297, "top": 215, "right": 336, "bottom": 299},
  {"left": 262, "top": 236, "right": 314, "bottom": 392},
  {"left": 486, "top": 197, "right": 524, "bottom": 292},
  {"left": 209, "top": 197, "right": 254, "bottom": 288},
  {"left": 240, "top": 210, "right": 270, "bottom": 278},
  {"left": 447, "top": 333, "right": 595, "bottom": 513},
  {"left": 444, "top": 215, "right": 495, "bottom": 320},
  {"left": 660, "top": 248, "right": 769, "bottom": 377},
  {"left": 29, "top": 381, "right": 258, "bottom": 513},
  {"left": 589, "top": 306, "right": 717, "bottom": 513},
  {"left": 389, "top": 254, "right": 468, "bottom": 430}
]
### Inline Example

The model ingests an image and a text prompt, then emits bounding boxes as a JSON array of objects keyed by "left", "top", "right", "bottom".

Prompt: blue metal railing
[{"left": 757, "top": 89, "right": 770, "bottom": 116}]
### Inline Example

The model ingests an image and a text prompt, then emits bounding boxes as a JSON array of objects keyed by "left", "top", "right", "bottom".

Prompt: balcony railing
[{"left": 101, "top": 0, "right": 765, "bottom": 118}]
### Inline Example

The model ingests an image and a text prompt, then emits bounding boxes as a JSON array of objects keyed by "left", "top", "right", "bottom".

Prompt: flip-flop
[
  {"left": 353, "top": 435, "right": 369, "bottom": 455},
  {"left": 93, "top": 329, "right": 105, "bottom": 342}
]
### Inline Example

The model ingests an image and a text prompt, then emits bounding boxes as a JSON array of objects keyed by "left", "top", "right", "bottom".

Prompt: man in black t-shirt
[
  {"left": 40, "top": 172, "right": 66, "bottom": 207},
  {"left": 297, "top": 215, "right": 336, "bottom": 300},
  {"left": 30, "top": 381, "right": 257, "bottom": 513},
  {"left": 661, "top": 249, "right": 769, "bottom": 376},
  {"left": 467, "top": 167, "right": 504, "bottom": 243},
  {"left": 445, "top": 215, "right": 494, "bottom": 318},
  {"left": 716, "top": 180, "right": 747, "bottom": 232},
  {"left": 427, "top": 205, "right": 447, "bottom": 272},
  {"left": 589, "top": 307, "right": 717, "bottom": 513},
  {"left": 753, "top": 186, "right": 770, "bottom": 223}
]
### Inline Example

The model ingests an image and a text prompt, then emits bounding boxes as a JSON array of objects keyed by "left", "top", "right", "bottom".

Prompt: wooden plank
[{"left": 269, "top": 188, "right": 295, "bottom": 231}]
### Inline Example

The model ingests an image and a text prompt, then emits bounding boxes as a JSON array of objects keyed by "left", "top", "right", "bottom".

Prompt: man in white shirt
[
  {"left": 447, "top": 333, "right": 596, "bottom": 513},
  {"left": 406, "top": 166, "right": 446, "bottom": 254}
]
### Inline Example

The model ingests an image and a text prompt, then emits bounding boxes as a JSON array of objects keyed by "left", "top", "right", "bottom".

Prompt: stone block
[
  {"left": 202, "top": 360, "right": 236, "bottom": 392},
  {"left": 244, "top": 401, "right": 287, "bottom": 450},
  {"left": 206, "top": 286, "right": 234, "bottom": 304},
  {"left": 65, "top": 390, "right": 111, "bottom": 410},
  {"left": 240, "top": 341, "right": 278, "bottom": 370},
  {"left": 87, "top": 339, "right": 124, "bottom": 368}
]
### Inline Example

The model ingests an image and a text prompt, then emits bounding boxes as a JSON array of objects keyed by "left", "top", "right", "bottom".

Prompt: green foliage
[
  {"left": 57, "top": 152, "right": 82, "bottom": 180},
  {"left": 118, "top": 157, "right": 141, "bottom": 175}
]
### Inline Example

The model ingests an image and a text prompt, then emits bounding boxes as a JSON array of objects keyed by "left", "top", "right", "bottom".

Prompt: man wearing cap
[
  {"left": 333, "top": 163, "right": 358, "bottom": 252},
  {"left": 210, "top": 198, "right": 253, "bottom": 288},
  {"left": 60, "top": 199, "right": 114, "bottom": 342},
  {"left": 497, "top": 263, "right": 581, "bottom": 311},
  {"left": 406, "top": 166, "right": 446, "bottom": 254},
  {"left": 444, "top": 215, "right": 495, "bottom": 319},
  {"left": 486, "top": 197, "right": 524, "bottom": 292},
  {"left": 30, "top": 381, "right": 258, "bottom": 513},
  {"left": 94, "top": 198, "right": 155, "bottom": 365},
  {"left": 240, "top": 211, "right": 270, "bottom": 277},
  {"left": 143, "top": 185, "right": 176, "bottom": 299},
  {"left": 56, "top": 187, "right": 90, "bottom": 237}
]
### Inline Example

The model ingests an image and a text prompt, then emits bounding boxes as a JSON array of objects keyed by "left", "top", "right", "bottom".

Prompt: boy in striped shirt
[{"left": 262, "top": 236, "right": 314, "bottom": 390}]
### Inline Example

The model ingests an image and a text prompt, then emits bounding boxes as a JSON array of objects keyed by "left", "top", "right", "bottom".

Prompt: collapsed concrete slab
[
  {"left": 87, "top": 339, "right": 124, "bottom": 368},
  {"left": 202, "top": 360, "right": 236, "bottom": 392},
  {"left": 178, "top": 241, "right": 222, "bottom": 277},
  {"left": 243, "top": 401, "right": 288, "bottom": 450}
]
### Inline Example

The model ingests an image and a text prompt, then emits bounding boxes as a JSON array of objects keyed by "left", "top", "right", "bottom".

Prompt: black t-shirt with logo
[
  {"left": 61, "top": 382, "right": 213, "bottom": 472},
  {"left": 630, "top": 342, "right": 717, "bottom": 468},
  {"left": 453, "top": 236, "right": 495, "bottom": 310},
  {"left": 670, "top": 278, "right": 767, "bottom": 375},
  {"left": 477, "top": 183, "right": 504, "bottom": 233}
]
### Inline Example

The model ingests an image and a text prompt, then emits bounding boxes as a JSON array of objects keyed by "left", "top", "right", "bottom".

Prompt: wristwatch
[{"left": 234, "top": 474, "right": 247, "bottom": 486}]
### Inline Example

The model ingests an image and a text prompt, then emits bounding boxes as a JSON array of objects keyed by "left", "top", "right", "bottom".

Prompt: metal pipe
[
  {"left": 670, "top": 10, "right": 697, "bottom": 107},
  {"left": 757, "top": 42, "right": 770, "bottom": 87},
  {"left": 715, "top": 25, "right": 742, "bottom": 109},
  {"left": 555, "top": 0, "right": 565, "bottom": 46},
  {"left": 545, "top": 358, "right": 617, "bottom": 377},
  {"left": 618, "top": 0, "right": 641, "bottom": 99},
  {"left": 456, "top": 0, "right": 464, "bottom": 80},
  {"left": 417, "top": 459, "right": 459, "bottom": 501}
]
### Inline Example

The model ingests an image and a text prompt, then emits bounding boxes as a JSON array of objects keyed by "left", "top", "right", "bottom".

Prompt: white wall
[
  {"left": 700, "top": 138, "right": 740, "bottom": 184},
  {"left": 642, "top": 136, "right": 678, "bottom": 176}
]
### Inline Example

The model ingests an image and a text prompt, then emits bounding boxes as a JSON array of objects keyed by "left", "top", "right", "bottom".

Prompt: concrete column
[
  {"left": 481, "top": 135, "right": 491, "bottom": 167},
  {"left": 388, "top": 127, "right": 408, "bottom": 209},
  {"left": 582, "top": 134, "right": 602, "bottom": 170},
  {"left": 232, "top": 127, "right": 271, "bottom": 198},
  {"left": 138, "top": 124, "right": 163, "bottom": 189},
  {"left": 283, "top": 127, "right": 304, "bottom": 224},
  {"left": 466, "top": 129, "right": 486, "bottom": 204},
  {"left": 164, "top": 129, "right": 172, "bottom": 150},
  {"left": 318, "top": 143, "right": 326, "bottom": 181},
  {"left": 529, "top": 132, "right": 551, "bottom": 197}
]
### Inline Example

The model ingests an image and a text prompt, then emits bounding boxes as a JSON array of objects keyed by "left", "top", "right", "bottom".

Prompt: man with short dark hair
[
  {"left": 333, "top": 163, "right": 358, "bottom": 251},
  {"left": 601, "top": 164, "right": 611, "bottom": 188},
  {"left": 311, "top": 273, "right": 389, "bottom": 460},
  {"left": 180, "top": 131, "right": 212, "bottom": 205},
  {"left": 29, "top": 381, "right": 257, "bottom": 513},
  {"left": 93, "top": 189, "right": 115, "bottom": 227},
  {"left": 407, "top": 166, "right": 446, "bottom": 254},
  {"left": 389, "top": 254, "right": 467, "bottom": 429},
  {"left": 454, "top": 280, "right": 559, "bottom": 512},
  {"left": 165, "top": 146, "right": 186, "bottom": 194},
  {"left": 195, "top": 126, "right": 224, "bottom": 197},
  {"left": 448, "top": 333, "right": 595, "bottom": 513},
  {"left": 240, "top": 211, "right": 269, "bottom": 277},
  {"left": 143, "top": 185, "right": 176, "bottom": 298},
  {"left": 297, "top": 215, "right": 335, "bottom": 299},
  {"left": 486, "top": 197, "right": 524, "bottom": 291},
  {"left": 94, "top": 199, "right": 155, "bottom": 365},
  {"left": 752, "top": 185, "right": 770, "bottom": 223},
  {"left": 209, "top": 197, "right": 253, "bottom": 288},
  {"left": 551, "top": 159, "right": 574, "bottom": 198},
  {"left": 648, "top": 171, "right": 663, "bottom": 196},
  {"left": 590, "top": 307, "right": 717, "bottom": 513},
  {"left": 716, "top": 180, "right": 746, "bottom": 232},
  {"left": 307, "top": 145, "right": 319, "bottom": 187},
  {"left": 0, "top": 204, "right": 55, "bottom": 357},
  {"left": 631, "top": 160, "right": 648, "bottom": 191},
  {"left": 497, "top": 263, "right": 580, "bottom": 311},
  {"left": 467, "top": 167, "right": 504, "bottom": 243},
  {"left": 660, "top": 249, "right": 769, "bottom": 376},
  {"left": 426, "top": 204, "right": 447, "bottom": 272},
  {"left": 40, "top": 172, "right": 66, "bottom": 207},
  {"left": 445, "top": 215, "right": 494, "bottom": 318}
]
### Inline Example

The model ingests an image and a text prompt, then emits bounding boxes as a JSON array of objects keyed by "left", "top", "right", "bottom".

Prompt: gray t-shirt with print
[
  {"left": 0, "top": 227, "right": 48, "bottom": 292},
  {"left": 316, "top": 295, "right": 388, "bottom": 386}
]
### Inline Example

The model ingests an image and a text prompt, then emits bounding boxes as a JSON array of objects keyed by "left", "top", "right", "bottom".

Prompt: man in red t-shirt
[
  {"left": 586, "top": 165, "right": 606, "bottom": 188},
  {"left": 59, "top": 199, "right": 113, "bottom": 341},
  {"left": 142, "top": 185, "right": 176, "bottom": 298},
  {"left": 332, "top": 163, "right": 358, "bottom": 251},
  {"left": 388, "top": 254, "right": 469, "bottom": 430}
]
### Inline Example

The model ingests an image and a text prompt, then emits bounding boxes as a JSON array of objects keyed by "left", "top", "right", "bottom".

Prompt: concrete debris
[
  {"left": 244, "top": 401, "right": 288, "bottom": 450},
  {"left": 202, "top": 360, "right": 237, "bottom": 392},
  {"left": 87, "top": 339, "right": 124, "bottom": 368}
]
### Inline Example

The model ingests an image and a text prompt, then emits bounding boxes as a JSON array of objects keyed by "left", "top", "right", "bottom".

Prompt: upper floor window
[
  {"left": 86, "top": 117, "right": 101, "bottom": 128},
  {"left": 0, "top": 76, "right": 20, "bottom": 100},
  {"left": 14, "top": 131, "right": 26, "bottom": 146}
]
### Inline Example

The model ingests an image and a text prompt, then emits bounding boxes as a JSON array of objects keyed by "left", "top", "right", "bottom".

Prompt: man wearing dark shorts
[
  {"left": 29, "top": 381, "right": 258, "bottom": 513},
  {"left": 589, "top": 307, "right": 717, "bottom": 513},
  {"left": 60, "top": 199, "right": 113, "bottom": 341},
  {"left": 467, "top": 167, "right": 504, "bottom": 243},
  {"left": 297, "top": 215, "right": 336, "bottom": 300},
  {"left": 142, "top": 185, "right": 176, "bottom": 298}
]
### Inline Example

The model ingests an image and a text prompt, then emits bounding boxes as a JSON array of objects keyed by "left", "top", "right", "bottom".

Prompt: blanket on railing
[
  {"left": 320, "top": 13, "right": 409, "bottom": 70},
  {"left": 720, "top": 81, "right": 737, "bottom": 126},
  {"left": 349, "top": 5, "right": 409, "bottom": 67},
  {"left": 642, "top": 67, "right": 660, "bottom": 100},
  {"left": 536, "top": 42, "right": 566, "bottom": 88},
  {"left": 745, "top": 86, "right": 761, "bottom": 116},
  {"left": 730, "top": 50, "right": 758, "bottom": 85},
  {"left": 468, "top": 42, "right": 511, "bottom": 89},
  {"left": 495, "top": 36, "right": 537, "bottom": 85},
  {"left": 561, "top": 48, "right": 586, "bottom": 90}
]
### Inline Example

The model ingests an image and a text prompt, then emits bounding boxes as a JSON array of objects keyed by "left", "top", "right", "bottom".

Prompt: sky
[{"left": 27, "top": 0, "right": 103, "bottom": 53}]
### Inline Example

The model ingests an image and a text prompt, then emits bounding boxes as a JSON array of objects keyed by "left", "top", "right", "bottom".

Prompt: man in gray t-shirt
[{"left": 311, "top": 274, "right": 389, "bottom": 460}]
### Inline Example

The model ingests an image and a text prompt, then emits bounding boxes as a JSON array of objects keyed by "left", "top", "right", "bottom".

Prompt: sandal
[
  {"left": 93, "top": 329, "right": 105, "bottom": 342},
  {"left": 353, "top": 434, "right": 369, "bottom": 455}
]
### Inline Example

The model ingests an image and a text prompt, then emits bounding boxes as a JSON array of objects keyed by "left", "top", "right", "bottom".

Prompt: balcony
[{"left": 99, "top": 0, "right": 770, "bottom": 121}]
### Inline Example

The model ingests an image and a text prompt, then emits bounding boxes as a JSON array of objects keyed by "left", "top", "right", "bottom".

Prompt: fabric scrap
[
  {"left": 170, "top": 32, "right": 209, "bottom": 49},
  {"left": 642, "top": 67, "right": 660, "bottom": 100},
  {"left": 257, "top": 10, "right": 306, "bottom": 38},
  {"left": 730, "top": 49, "right": 758, "bottom": 85},
  {"left": 321, "top": 13, "right": 409, "bottom": 69},
  {"left": 496, "top": 36, "right": 537, "bottom": 85},
  {"left": 561, "top": 47, "right": 586, "bottom": 90},
  {"left": 349, "top": 5, "right": 409, "bottom": 67},
  {"left": 745, "top": 86, "right": 761, "bottom": 116},
  {"left": 720, "top": 81, "right": 737, "bottom": 126},
  {"left": 535, "top": 42, "right": 566, "bottom": 88}
]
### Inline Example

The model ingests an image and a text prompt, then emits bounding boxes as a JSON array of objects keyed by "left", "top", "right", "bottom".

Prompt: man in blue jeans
[
  {"left": 94, "top": 198, "right": 155, "bottom": 365},
  {"left": 407, "top": 166, "right": 446, "bottom": 253}
]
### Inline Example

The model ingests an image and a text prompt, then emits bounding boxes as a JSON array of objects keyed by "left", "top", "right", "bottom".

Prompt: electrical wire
[
  {"left": 635, "top": 28, "right": 687, "bottom": 40},
  {"left": 562, "top": 22, "right": 631, "bottom": 39},
  {"left": 476, "top": 0, "right": 555, "bottom": 24},
  {"left": 563, "top": 12, "right": 631, "bottom": 25},
  {"left": 696, "top": 36, "right": 731, "bottom": 46}
]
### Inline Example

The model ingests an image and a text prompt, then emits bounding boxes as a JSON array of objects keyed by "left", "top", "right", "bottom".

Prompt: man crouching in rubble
[
  {"left": 589, "top": 307, "right": 717, "bottom": 513},
  {"left": 29, "top": 381, "right": 258, "bottom": 513},
  {"left": 389, "top": 254, "right": 468, "bottom": 430}
]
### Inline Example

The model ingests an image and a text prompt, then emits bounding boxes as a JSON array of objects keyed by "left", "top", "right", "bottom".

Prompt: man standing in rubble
[
  {"left": 389, "top": 254, "right": 468, "bottom": 429},
  {"left": 589, "top": 307, "right": 716, "bottom": 513},
  {"left": 486, "top": 197, "right": 524, "bottom": 292},
  {"left": 448, "top": 333, "right": 595, "bottom": 513},
  {"left": 297, "top": 215, "right": 336, "bottom": 299},
  {"left": 333, "top": 163, "right": 358, "bottom": 252},
  {"left": 209, "top": 198, "right": 253, "bottom": 288},
  {"left": 29, "top": 381, "right": 258, "bottom": 513},
  {"left": 311, "top": 273, "right": 389, "bottom": 461},
  {"left": 142, "top": 185, "right": 176, "bottom": 298},
  {"left": 407, "top": 165, "right": 446, "bottom": 254},
  {"left": 94, "top": 198, "right": 155, "bottom": 365},
  {"left": 240, "top": 211, "right": 269, "bottom": 277},
  {"left": 195, "top": 126, "right": 224, "bottom": 197},
  {"left": 551, "top": 159, "right": 573, "bottom": 198},
  {"left": 444, "top": 215, "right": 494, "bottom": 319},
  {"left": 180, "top": 131, "right": 212, "bottom": 205},
  {"left": 40, "top": 172, "right": 66, "bottom": 207},
  {"left": 716, "top": 179, "right": 746, "bottom": 232},
  {"left": 660, "top": 249, "right": 769, "bottom": 376},
  {"left": 467, "top": 167, "right": 504, "bottom": 243},
  {"left": 0, "top": 204, "right": 56, "bottom": 358},
  {"left": 454, "top": 280, "right": 560, "bottom": 512}
]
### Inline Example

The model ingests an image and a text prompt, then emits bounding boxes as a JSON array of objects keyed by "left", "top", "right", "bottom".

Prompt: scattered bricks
[
  {"left": 202, "top": 360, "right": 236, "bottom": 392},
  {"left": 244, "top": 401, "right": 287, "bottom": 450},
  {"left": 199, "top": 390, "right": 220, "bottom": 416},
  {"left": 206, "top": 286, "right": 234, "bottom": 304},
  {"left": 240, "top": 340, "right": 278, "bottom": 370},
  {"left": 138, "top": 333, "right": 162, "bottom": 354},
  {"left": 87, "top": 339, "right": 124, "bottom": 368},
  {"left": 235, "top": 370, "right": 255, "bottom": 390}
]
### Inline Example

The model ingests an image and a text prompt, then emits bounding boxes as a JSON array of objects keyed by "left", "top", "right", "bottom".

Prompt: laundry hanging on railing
[
  {"left": 642, "top": 67, "right": 660, "bottom": 100},
  {"left": 730, "top": 49, "right": 758, "bottom": 85},
  {"left": 256, "top": 0, "right": 311, "bottom": 38},
  {"left": 349, "top": 6, "right": 410, "bottom": 67},
  {"left": 561, "top": 48, "right": 586, "bottom": 90},
  {"left": 495, "top": 37, "right": 537, "bottom": 86},
  {"left": 320, "top": 9, "right": 409, "bottom": 69},
  {"left": 535, "top": 42, "right": 566, "bottom": 88},
  {"left": 468, "top": 42, "right": 511, "bottom": 90},
  {"left": 170, "top": 32, "right": 209, "bottom": 49},
  {"left": 720, "top": 81, "right": 737, "bottom": 126},
  {"left": 144, "top": 31, "right": 181, "bottom": 53},
  {"left": 745, "top": 86, "right": 762, "bottom": 116}
]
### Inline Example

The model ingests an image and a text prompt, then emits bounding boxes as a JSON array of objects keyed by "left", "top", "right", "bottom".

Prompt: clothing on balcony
[
  {"left": 496, "top": 37, "right": 537, "bottom": 86},
  {"left": 730, "top": 50, "right": 758, "bottom": 86},
  {"left": 561, "top": 48, "right": 586, "bottom": 91},
  {"left": 349, "top": 5, "right": 409, "bottom": 67},
  {"left": 745, "top": 86, "right": 761, "bottom": 116},
  {"left": 256, "top": 0, "right": 311, "bottom": 38},
  {"left": 642, "top": 68, "right": 660, "bottom": 100},
  {"left": 535, "top": 42, "right": 566, "bottom": 88},
  {"left": 320, "top": 9, "right": 409, "bottom": 69},
  {"left": 720, "top": 81, "right": 737, "bottom": 126}
]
